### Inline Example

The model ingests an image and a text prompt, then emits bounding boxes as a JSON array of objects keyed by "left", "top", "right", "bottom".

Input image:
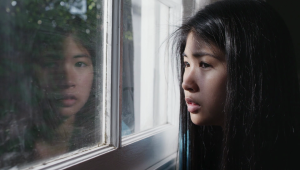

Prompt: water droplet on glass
[
  {"left": 86, "top": 29, "right": 90, "bottom": 34},
  {"left": 38, "top": 20, "right": 42, "bottom": 25},
  {"left": 52, "top": 20, "right": 56, "bottom": 27},
  {"left": 11, "top": 1, "right": 17, "bottom": 6}
]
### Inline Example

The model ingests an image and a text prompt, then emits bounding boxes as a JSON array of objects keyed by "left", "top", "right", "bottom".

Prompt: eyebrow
[
  {"left": 73, "top": 54, "right": 90, "bottom": 58},
  {"left": 42, "top": 53, "right": 62, "bottom": 60},
  {"left": 183, "top": 51, "right": 218, "bottom": 59}
]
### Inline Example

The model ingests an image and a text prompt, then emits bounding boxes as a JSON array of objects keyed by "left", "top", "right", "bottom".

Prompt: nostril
[
  {"left": 182, "top": 81, "right": 199, "bottom": 92},
  {"left": 187, "top": 87, "right": 194, "bottom": 92},
  {"left": 57, "top": 81, "right": 75, "bottom": 89}
]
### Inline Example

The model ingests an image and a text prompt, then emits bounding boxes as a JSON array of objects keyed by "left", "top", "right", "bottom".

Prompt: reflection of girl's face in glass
[{"left": 37, "top": 36, "right": 94, "bottom": 117}]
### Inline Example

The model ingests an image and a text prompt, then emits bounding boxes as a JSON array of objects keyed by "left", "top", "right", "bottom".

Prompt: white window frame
[{"left": 24, "top": 0, "right": 182, "bottom": 169}]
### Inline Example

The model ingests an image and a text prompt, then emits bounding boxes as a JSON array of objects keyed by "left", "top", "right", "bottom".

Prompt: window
[
  {"left": 122, "top": 0, "right": 176, "bottom": 135},
  {"left": 0, "top": 0, "right": 181, "bottom": 169}
]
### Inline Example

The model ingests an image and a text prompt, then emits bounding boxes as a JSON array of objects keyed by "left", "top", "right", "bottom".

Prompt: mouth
[
  {"left": 185, "top": 97, "right": 201, "bottom": 113},
  {"left": 54, "top": 93, "right": 77, "bottom": 107}
]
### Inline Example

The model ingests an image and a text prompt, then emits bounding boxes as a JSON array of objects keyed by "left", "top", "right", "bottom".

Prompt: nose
[
  {"left": 181, "top": 69, "right": 199, "bottom": 92},
  {"left": 56, "top": 64, "right": 76, "bottom": 89}
]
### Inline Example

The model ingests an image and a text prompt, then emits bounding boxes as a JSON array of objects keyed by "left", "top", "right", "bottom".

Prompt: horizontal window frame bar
[
  {"left": 25, "top": 124, "right": 177, "bottom": 169},
  {"left": 122, "top": 124, "right": 175, "bottom": 146}
]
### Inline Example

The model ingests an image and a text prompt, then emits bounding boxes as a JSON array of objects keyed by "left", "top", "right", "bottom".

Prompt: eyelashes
[
  {"left": 183, "top": 61, "right": 190, "bottom": 68},
  {"left": 199, "top": 62, "right": 211, "bottom": 68},
  {"left": 75, "top": 62, "right": 88, "bottom": 67},
  {"left": 183, "top": 61, "right": 212, "bottom": 68},
  {"left": 41, "top": 61, "right": 89, "bottom": 69},
  {"left": 42, "top": 61, "right": 58, "bottom": 68}
]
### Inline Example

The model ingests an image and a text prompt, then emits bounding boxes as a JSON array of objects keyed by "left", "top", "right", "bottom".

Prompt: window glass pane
[
  {"left": 122, "top": 0, "right": 170, "bottom": 136},
  {"left": 0, "top": 0, "right": 103, "bottom": 168}
]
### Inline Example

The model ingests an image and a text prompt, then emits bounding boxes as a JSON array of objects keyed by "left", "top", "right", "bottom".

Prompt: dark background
[{"left": 268, "top": 0, "right": 300, "bottom": 79}]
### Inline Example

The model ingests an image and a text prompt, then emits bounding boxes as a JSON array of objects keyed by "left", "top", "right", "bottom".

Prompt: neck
[{"left": 35, "top": 115, "right": 75, "bottom": 159}]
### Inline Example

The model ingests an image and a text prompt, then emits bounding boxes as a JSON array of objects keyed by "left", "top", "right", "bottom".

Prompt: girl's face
[
  {"left": 36, "top": 36, "right": 94, "bottom": 117},
  {"left": 182, "top": 32, "right": 227, "bottom": 126}
]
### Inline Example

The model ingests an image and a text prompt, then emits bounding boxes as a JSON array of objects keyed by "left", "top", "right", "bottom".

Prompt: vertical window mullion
[
  {"left": 109, "top": 0, "right": 122, "bottom": 148},
  {"left": 103, "top": 0, "right": 111, "bottom": 146}
]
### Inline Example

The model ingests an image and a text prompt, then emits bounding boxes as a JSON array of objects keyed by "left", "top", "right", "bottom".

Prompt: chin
[
  {"left": 190, "top": 113, "right": 206, "bottom": 125},
  {"left": 190, "top": 113, "right": 223, "bottom": 126},
  {"left": 59, "top": 107, "right": 80, "bottom": 117}
]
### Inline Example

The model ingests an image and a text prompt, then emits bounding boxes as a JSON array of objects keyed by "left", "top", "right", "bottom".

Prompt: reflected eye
[
  {"left": 43, "top": 62, "right": 58, "bottom": 68},
  {"left": 75, "top": 62, "right": 87, "bottom": 67},
  {"left": 184, "top": 61, "right": 190, "bottom": 68},
  {"left": 199, "top": 61, "right": 211, "bottom": 68}
]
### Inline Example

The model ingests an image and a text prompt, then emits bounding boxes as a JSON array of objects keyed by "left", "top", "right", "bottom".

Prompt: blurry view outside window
[
  {"left": 122, "top": 0, "right": 170, "bottom": 136},
  {"left": 0, "top": 0, "right": 103, "bottom": 168}
]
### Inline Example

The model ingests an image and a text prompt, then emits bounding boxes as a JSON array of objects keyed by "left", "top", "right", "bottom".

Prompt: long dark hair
[{"left": 175, "top": 0, "right": 300, "bottom": 169}]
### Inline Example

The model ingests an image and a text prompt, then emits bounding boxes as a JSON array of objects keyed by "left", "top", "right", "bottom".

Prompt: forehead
[
  {"left": 42, "top": 36, "right": 90, "bottom": 59},
  {"left": 184, "top": 32, "right": 223, "bottom": 58}
]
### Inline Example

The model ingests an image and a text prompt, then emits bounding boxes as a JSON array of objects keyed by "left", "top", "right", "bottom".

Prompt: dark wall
[{"left": 267, "top": 0, "right": 300, "bottom": 76}]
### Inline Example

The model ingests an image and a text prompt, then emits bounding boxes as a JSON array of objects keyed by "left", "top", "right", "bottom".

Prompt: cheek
[
  {"left": 38, "top": 70, "right": 51, "bottom": 88},
  {"left": 203, "top": 71, "right": 226, "bottom": 101},
  {"left": 201, "top": 73, "right": 227, "bottom": 122},
  {"left": 76, "top": 70, "right": 94, "bottom": 97}
]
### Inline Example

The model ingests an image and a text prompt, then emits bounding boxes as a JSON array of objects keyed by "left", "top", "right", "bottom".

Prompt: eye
[
  {"left": 199, "top": 61, "right": 211, "bottom": 68},
  {"left": 75, "top": 62, "right": 87, "bottom": 67},
  {"left": 184, "top": 61, "right": 190, "bottom": 68},
  {"left": 43, "top": 62, "right": 58, "bottom": 68}
]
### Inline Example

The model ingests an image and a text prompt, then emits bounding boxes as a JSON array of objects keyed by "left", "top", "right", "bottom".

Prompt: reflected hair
[{"left": 174, "top": 0, "right": 300, "bottom": 169}]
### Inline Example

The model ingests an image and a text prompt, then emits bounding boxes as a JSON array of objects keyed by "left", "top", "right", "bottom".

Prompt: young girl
[{"left": 175, "top": 0, "right": 300, "bottom": 169}]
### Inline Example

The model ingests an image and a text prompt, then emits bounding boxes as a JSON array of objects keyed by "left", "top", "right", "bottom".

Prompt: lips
[
  {"left": 54, "top": 93, "right": 77, "bottom": 107},
  {"left": 185, "top": 97, "right": 201, "bottom": 113}
]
